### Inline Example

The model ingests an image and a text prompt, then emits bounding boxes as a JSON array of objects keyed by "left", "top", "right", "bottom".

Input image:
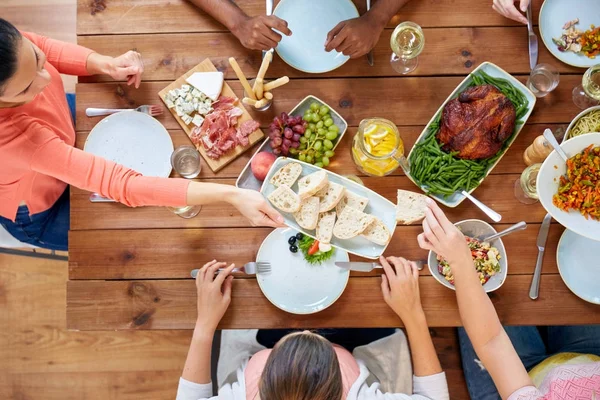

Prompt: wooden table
[{"left": 69, "top": 0, "right": 600, "bottom": 331}]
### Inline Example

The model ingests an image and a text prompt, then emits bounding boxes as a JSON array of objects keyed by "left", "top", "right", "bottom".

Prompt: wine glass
[
  {"left": 390, "top": 22, "right": 425, "bottom": 74},
  {"left": 514, "top": 163, "right": 541, "bottom": 204},
  {"left": 572, "top": 64, "right": 600, "bottom": 110}
]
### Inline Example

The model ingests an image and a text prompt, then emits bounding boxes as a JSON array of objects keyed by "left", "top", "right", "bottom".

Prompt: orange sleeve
[
  {"left": 21, "top": 31, "right": 94, "bottom": 76},
  {"left": 28, "top": 125, "right": 190, "bottom": 208}
]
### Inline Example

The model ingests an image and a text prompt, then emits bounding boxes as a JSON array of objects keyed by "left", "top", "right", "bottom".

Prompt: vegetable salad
[{"left": 438, "top": 237, "right": 501, "bottom": 286}]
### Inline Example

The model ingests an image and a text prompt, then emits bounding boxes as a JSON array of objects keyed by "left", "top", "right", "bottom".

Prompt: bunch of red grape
[{"left": 268, "top": 112, "right": 307, "bottom": 156}]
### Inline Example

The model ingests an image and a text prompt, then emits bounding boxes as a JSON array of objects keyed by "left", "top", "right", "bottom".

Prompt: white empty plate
[
  {"left": 557, "top": 229, "right": 600, "bottom": 305},
  {"left": 84, "top": 111, "right": 173, "bottom": 177},
  {"left": 256, "top": 228, "right": 350, "bottom": 314}
]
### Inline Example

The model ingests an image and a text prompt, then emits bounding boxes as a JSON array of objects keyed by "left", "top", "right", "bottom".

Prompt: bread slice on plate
[
  {"left": 297, "top": 170, "right": 328, "bottom": 200},
  {"left": 336, "top": 190, "right": 369, "bottom": 215},
  {"left": 318, "top": 182, "right": 346, "bottom": 212},
  {"left": 269, "top": 162, "right": 302, "bottom": 187},
  {"left": 396, "top": 189, "right": 428, "bottom": 224},
  {"left": 361, "top": 217, "right": 392, "bottom": 246},
  {"left": 293, "top": 197, "right": 320, "bottom": 230},
  {"left": 314, "top": 183, "right": 329, "bottom": 198},
  {"left": 267, "top": 185, "right": 301, "bottom": 213},
  {"left": 316, "top": 211, "right": 336, "bottom": 244},
  {"left": 333, "top": 206, "right": 375, "bottom": 240}
]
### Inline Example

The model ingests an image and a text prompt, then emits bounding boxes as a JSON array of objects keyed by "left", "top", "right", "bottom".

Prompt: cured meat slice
[{"left": 239, "top": 120, "right": 260, "bottom": 137}]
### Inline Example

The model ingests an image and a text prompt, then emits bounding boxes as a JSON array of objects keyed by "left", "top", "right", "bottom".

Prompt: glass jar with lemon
[{"left": 352, "top": 118, "right": 408, "bottom": 177}]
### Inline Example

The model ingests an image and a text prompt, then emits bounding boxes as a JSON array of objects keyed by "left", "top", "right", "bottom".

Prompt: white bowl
[
  {"left": 428, "top": 219, "right": 508, "bottom": 293},
  {"left": 538, "top": 132, "right": 600, "bottom": 241},
  {"left": 564, "top": 105, "right": 600, "bottom": 142}
]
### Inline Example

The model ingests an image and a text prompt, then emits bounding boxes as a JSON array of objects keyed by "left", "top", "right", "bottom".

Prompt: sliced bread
[
  {"left": 361, "top": 217, "right": 392, "bottom": 246},
  {"left": 318, "top": 182, "right": 346, "bottom": 212},
  {"left": 332, "top": 206, "right": 375, "bottom": 240},
  {"left": 297, "top": 170, "right": 328, "bottom": 200},
  {"left": 396, "top": 189, "right": 428, "bottom": 224},
  {"left": 293, "top": 197, "right": 320, "bottom": 230},
  {"left": 336, "top": 190, "right": 369, "bottom": 215},
  {"left": 269, "top": 162, "right": 302, "bottom": 187},
  {"left": 316, "top": 211, "right": 336, "bottom": 244},
  {"left": 267, "top": 185, "right": 301, "bottom": 213}
]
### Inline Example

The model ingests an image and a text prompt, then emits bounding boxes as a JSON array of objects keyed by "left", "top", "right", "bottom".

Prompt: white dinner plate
[
  {"left": 84, "top": 111, "right": 173, "bottom": 177},
  {"left": 273, "top": 0, "right": 359, "bottom": 73},
  {"left": 557, "top": 229, "right": 600, "bottom": 305},
  {"left": 256, "top": 228, "right": 350, "bottom": 314},
  {"left": 539, "top": 0, "right": 600, "bottom": 68}
]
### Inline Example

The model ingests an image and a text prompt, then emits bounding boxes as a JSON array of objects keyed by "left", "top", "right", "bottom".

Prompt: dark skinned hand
[
  {"left": 232, "top": 15, "right": 292, "bottom": 51},
  {"left": 324, "top": 15, "right": 383, "bottom": 58}
]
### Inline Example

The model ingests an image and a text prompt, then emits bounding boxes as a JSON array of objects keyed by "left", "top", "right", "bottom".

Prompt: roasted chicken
[{"left": 437, "top": 85, "right": 516, "bottom": 160}]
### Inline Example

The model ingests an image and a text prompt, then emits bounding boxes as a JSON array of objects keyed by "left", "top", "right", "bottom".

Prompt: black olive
[
  {"left": 289, "top": 245, "right": 298, "bottom": 253},
  {"left": 295, "top": 233, "right": 304, "bottom": 240},
  {"left": 288, "top": 236, "right": 297, "bottom": 245}
]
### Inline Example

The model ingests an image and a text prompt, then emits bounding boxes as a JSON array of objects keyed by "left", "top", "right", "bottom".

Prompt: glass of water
[
  {"left": 514, "top": 163, "right": 541, "bottom": 204},
  {"left": 168, "top": 205, "right": 202, "bottom": 219},
  {"left": 171, "top": 145, "right": 201, "bottom": 179},
  {"left": 526, "top": 64, "right": 560, "bottom": 98}
]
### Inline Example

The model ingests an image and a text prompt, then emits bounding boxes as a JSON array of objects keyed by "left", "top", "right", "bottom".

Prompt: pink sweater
[{"left": 0, "top": 32, "right": 189, "bottom": 221}]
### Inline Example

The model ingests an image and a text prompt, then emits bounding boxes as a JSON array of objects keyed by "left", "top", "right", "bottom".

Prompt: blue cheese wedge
[
  {"left": 192, "top": 114, "right": 205, "bottom": 127},
  {"left": 186, "top": 72, "right": 224, "bottom": 102},
  {"left": 165, "top": 98, "right": 175, "bottom": 109},
  {"left": 181, "top": 114, "right": 193, "bottom": 125}
]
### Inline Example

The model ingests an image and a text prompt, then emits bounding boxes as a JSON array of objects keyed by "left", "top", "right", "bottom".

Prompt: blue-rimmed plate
[
  {"left": 256, "top": 228, "right": 350, "bottom": 314},
  {"left": 539, "top": 0, "right": 600, "bottom": 68},
  {"left": 557, "top": 229, "right": 600, "bottom": 305},
  {"left": 273, "top": 0, "right": 359, "bottom": 73}
]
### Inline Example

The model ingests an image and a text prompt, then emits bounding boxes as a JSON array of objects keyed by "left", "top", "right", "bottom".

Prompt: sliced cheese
[{"left": 186, "top": 72, "right": 224, "bottom": 102}]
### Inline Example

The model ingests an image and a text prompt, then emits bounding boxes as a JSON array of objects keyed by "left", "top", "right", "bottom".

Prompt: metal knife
[
  {"left": 262, "top": 0, "right": 274, "bottom": 60},
  {"left": 526, "top": 1, "right": 538, "bottom": 70},
  {"left": 89, "top": 192, "right": 116, "bottom": 203},
  {"left": 529, "top": 213, "right": 551, "bottom": 300},
  {"left": 365, "top": 0, "right": 374, "bottom": 66},
  {"left": 336, "top": 260, "right": 424, "bottom": 272}
]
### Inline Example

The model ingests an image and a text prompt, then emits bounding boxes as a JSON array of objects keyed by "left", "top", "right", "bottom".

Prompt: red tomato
[{"left": 308, "top": 240, "right": 320, "bottom": 256}]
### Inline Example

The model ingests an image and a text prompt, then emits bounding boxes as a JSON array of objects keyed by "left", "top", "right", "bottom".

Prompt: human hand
[
  {"left": 325, "top": 15, "right": 384, "bottom": 58},
  {"left": 380, "top": 256, "right": 424, "bottom": 323},
  {"left": 230, "top": 188, "right": 285, "bottom": 228},
  {"left": 232, "top": 15, "right": 292, "bottom": 51},
  {"left": 492, "top": 0, "right": 529, "bottom": 25},
  {"left": 417, "top": 200, "right": 472, "bottom": 269},
  {"left": 107, "top": 50, "right": 144, "bottom": 88},
  {"left": 195, "top": 260, "right": 235, "bottom": 331}
]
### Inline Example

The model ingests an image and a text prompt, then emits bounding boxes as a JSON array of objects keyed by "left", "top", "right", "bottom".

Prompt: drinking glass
[
  {"left": 390, "top": 22, "right": 425, "bottom": 74},
  {"left": 572, "top": 64, "right": 600, "bottom": 109},
  {"left": 168, "top": 205, "right": 202, "bottom": 219},
  {"left": 514, "top": 163, "right": 541, "bottom": 204},
  {"left": 171, "top": 145, "right": 201, "bottom": 179},
  {"left": 526, "top": 64, "right": 560, "bottom": 98}
]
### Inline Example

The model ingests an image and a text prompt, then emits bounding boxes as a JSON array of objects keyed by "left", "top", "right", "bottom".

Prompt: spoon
[
  {"left": 543, "top": 128, "right": 569, "bottom": 162},
  {"left": 480, "top": 221, "right": 527, "bottom": 242},
  {"left": 460, "top": 190, "right": 502, "bottom": 222}
]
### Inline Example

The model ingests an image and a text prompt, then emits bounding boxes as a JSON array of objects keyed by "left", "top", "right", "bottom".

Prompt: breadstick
[
  {"left": 263, "top": 76, "right": 289, "bottom": 92},
  {"left": 242, "top": 97, "right": 258, "bottom": 106},
  {"left": 228, "top": 57, "right": 256, "bottom": 100},
  {"left": 254, "top": 77, "right": 264, "bottom": 100},
  {"left": 254, "top": 98, "right": 269, "bottom": 109},
  {"left": 252, "top": 51, "right": 272, "bottom": 99},
  {"left": 263, "top": 92, "right": 273, "bottom": 100}
]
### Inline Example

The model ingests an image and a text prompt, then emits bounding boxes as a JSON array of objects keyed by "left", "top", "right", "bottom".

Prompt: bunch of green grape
[{"left": 292, "top": 102, "right": 340, "bottom": 168}]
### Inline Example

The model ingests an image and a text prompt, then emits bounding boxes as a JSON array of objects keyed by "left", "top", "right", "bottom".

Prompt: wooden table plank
[
  {"left": 70, "top": 174, "right": 550, "bottom": 230},
  {"left": 68, "top": 224, "right": 563, "bottom": 280},
  {"left": 75, "top": 76, "right": 583, "bottom": 132},
  {"left": 77, "top": 0, "right": 543, "bottom": 36},
  {"left": 77, "top": 27, "right": 579, "bottom": 82},
  {"left": 66, "top": 274, "right": 600, "bottom": 330},
  {"left": 75, "top": 123, "right": 569, "bottom": 179}
]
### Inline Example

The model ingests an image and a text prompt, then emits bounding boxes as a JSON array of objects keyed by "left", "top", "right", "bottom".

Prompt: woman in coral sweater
[{"left": 0, "top": 18, "right": 283, "bottom": 251}]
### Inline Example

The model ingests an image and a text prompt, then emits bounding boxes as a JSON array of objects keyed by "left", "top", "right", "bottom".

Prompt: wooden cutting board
[{"left": 158, "top": 58, "right": 264, "bottom": 172}]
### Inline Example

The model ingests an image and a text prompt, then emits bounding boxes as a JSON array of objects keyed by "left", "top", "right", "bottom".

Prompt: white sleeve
[
  {"left": 176, "top": 378, "right": 215, "bottom": 400},
  {"left": 412, "top": 372, "right": 449, "bottom": 400}
]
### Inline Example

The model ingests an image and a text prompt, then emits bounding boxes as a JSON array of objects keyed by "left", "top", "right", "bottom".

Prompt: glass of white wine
[
  {"left": 572, "top": 64, "right": 600, "bottom": 110},
  {"left": 168, "top": 205, "right": 202, "bottom": 219},
  {"left": 390, "top": 21, "right": 425, "bottom": 74},
  {"left": 514, "top": 163, "right": 541, "bottom": 204}
]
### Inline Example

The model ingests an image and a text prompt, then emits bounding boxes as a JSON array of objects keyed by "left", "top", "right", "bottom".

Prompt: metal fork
[
  {"left": 85, "top": 104, "right": 163, "bottom": 117},
  {"left": 190, "top": 261, "right": 271, "bottom": 278}
]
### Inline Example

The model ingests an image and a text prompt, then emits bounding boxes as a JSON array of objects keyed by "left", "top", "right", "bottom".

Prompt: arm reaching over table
[
  {"left": 325, "top": 0, "right": 412, "bottom": 58},
  {"left": 417, "top": 200, "right": 534, "bottom": 399},
  {"left": 187, "top": 0, "right": 292, "bottom": 51},
  {"left": 492, "top": 0, "right": 529, "bottom": 25},
  {"left": 380, "top": 255, "right": 449, "bottom": 399}
]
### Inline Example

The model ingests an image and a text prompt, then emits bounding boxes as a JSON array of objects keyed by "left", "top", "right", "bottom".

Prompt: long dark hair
[
  {"left": 0, "top": 18, "right": 22, "bottom": 95},
  {"left": 259, "top": 332, "right": 343, "bottom": 400}
]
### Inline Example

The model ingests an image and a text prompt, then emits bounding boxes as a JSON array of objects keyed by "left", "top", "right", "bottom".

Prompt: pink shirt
[
  {"left": 508, "top": 362, "right": 600, "bottom": 400},
  {"left": 244, "top": 345, "right": 361, "bottom": 400},
  {"left": 0, "top": 32, "right": 189, "bottom": 221}
]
